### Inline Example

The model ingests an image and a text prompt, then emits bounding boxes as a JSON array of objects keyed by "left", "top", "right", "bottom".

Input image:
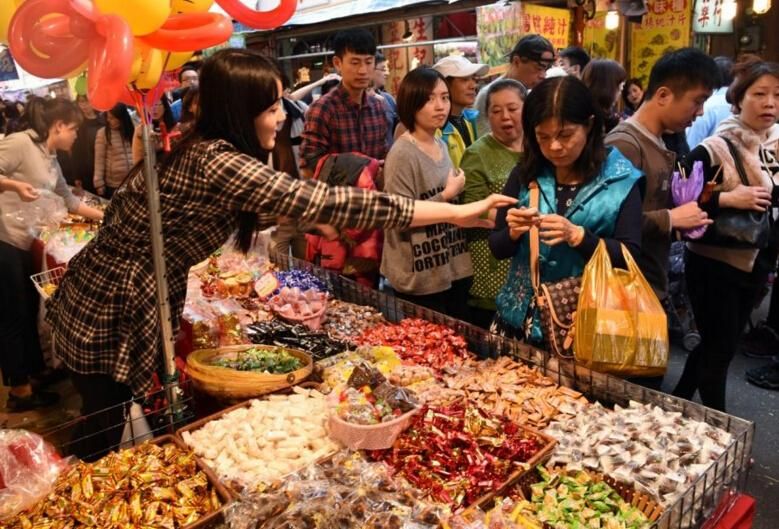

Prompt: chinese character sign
[
  {"left": 631, "top": 0, "right": 692, "bottom": 87},
  {"left": 693, "top": 0, "right": 734, "bottom": 33},
  {"left": 477, "top": 3, "right": 570, "bottom": 67},
  {"left": 380, "top": 16, "right": 433, "bottom": 95},
  {"left": 583, "top": 12, "right": 619, "bottom": 60}
]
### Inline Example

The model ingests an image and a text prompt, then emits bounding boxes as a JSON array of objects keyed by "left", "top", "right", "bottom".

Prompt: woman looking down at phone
[{"left": 489, "top": 76, "right": 644, "bottom": 342}]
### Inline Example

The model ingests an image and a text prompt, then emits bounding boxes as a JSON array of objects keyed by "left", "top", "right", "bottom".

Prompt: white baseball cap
[{"left": 432, "top": 56, "right": 490, "bottom": 78}]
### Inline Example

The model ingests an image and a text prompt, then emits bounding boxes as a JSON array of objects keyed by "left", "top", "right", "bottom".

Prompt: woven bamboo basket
[{"left": 186, "top": 345, "right": 313, "bottom": 401}]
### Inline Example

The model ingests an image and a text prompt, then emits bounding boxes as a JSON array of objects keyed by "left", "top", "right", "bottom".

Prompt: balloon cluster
[{"left": 2, "top": 0, "right": 297, "bottom": 111}]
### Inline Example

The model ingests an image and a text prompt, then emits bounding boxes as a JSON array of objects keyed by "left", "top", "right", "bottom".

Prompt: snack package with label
[{"left": 0, "top": 430, "right": 71, "bottom": 521}]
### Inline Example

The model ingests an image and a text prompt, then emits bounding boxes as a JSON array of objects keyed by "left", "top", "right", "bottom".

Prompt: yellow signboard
[
  {"left": 477, "top": 3, "right": 571, "bottom": 67},
  {"left": 583, "top": 13, "right": 620, "bottom": 60},
  {"left": 630, "top": 0, "right": 692, "bottom": 87}
]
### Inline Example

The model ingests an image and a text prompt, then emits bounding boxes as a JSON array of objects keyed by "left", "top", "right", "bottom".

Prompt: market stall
[{"left": 3, "top": 251, "right": 753, "bottom": 529}]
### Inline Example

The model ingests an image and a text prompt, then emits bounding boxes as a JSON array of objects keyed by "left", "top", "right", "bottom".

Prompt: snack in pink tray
[{"left": 269, "top": 287, "right": 328, "bottom": 330}]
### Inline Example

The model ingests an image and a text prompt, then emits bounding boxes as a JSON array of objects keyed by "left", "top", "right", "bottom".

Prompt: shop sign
[
  {"left": 476, "top": 3, "right": 571, "bottom": 67},
  {"left": 630, "top": 0, "right": 692, "bottom": 87},
  {"left": 583, "top": 13, "right": 620, "bottom": 60},
  {"left": 0, "top": 48, "right": 19, "bottom": 82},
  {"left": 692, "top": 0, "right": 734, "bottom": 33},
  {"left": 380, "top": 16, "right": 433, "bottom": 95}
]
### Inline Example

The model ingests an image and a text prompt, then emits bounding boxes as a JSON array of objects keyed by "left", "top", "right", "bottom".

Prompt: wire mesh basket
[{"left": 31, "top": 266, "right": 66, "bottom": 300}]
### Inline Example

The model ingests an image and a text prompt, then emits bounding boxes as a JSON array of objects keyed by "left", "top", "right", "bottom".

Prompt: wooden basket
[
  {"left": 507, "top": 465, "right": 664, "bottom": 525},
  {"left": 186, "top": 344, "right": 313, "bottom": 401},
  {"left": 468, "top": 426, "right": 558, "bottom": 510},
  {"left": 144, "top": 435, "right": 234, "bottom": 529}
]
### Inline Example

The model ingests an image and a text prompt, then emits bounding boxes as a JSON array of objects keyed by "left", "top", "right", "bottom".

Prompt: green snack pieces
[{"left": 212, "top": 346, "right": 303, "bottom": 374}]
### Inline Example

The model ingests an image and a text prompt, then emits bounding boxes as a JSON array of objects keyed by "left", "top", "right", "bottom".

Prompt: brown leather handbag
[{"left": 528, "top": 182, "right": 580, "bottom": 359}]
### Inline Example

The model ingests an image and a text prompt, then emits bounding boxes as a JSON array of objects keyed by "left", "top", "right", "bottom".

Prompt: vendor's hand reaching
[
  {"left": 720, "top": 184, "right": 772, "bottom": 212},
  {"left": 506, "top": 207, "right": 540, "bottom": 241},
  {"left": 450, "top": 194, "right": 517, "bottom": 229},
  {"left": 442, "top": 168, "right": 465, "bottom": 201},
  {"left": 12, "top": 181, "right": 40, "bottom": 202},
  {"left": 539, "top": 214, "right": 584, "bottom": 246}
]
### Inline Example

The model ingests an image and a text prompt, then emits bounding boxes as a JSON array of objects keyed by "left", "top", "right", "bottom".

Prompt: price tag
[{"left": 254, "top": 272, "right": 279, "bottom": 300}]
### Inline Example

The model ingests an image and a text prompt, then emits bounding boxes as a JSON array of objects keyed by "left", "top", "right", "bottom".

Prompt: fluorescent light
[{"left": 605, "top": 9, "right": 620, "bottom": 29}]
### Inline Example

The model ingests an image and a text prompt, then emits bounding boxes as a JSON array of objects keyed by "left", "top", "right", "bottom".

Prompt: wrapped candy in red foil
[
  {"left": 368, "top": 402, "right": 544, "bottom": 508},
  {"left": 355, "top": 319, "right": 470, "bottom": 370}
]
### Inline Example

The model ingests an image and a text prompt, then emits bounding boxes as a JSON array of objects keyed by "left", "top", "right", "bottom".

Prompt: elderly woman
[{"left": 461, "top": 79, "right": 526, "bottom": 327}]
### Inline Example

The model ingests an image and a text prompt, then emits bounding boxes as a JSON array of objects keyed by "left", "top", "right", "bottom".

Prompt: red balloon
[
  {"left": 31, "top": 16, "right": 72, "bottom": 57},
  {"left": 87, "top": 15, "right": 134, "bottom": 111},
  {"left": 215, "top": 0, "right": 296, "bottom": 30},
  {"left": 8, "top": 0, "right": 89, "bottom": 78},
  {"left": 139, "top": 13, "right": 232, "bottom": 52}
]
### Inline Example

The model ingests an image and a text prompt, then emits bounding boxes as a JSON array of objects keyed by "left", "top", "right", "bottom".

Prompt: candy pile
[
  {"left": 211, "top": 346, "right": 303, "bottom": 374},
  {"left": 245, "top": 320, "right": 349, "bottom": 361},
  {"left": 369, "top": 402, "right": 548, "bottom": 508},
  {"left": 274, "top": 269, "right": 328, "bottom": 293},
  {"left": 180, "top": 387, "right": 339, "bottom": 491},
  {"left": 224, "top": 452, "right": 446, "bottom": 529},
  {"left": 322, "top": 300, "right": 386, "bottom": 343},
  {"left": 4, "top": 441, "right": 223, "bottom": 529},
  {"left": 335, "top": 364, "right": 418, "bottom": 425},
  {"left": 439, "top": 357, "right": 589, "bottom": 430},
  {"left": 319, "top": 347, "right": 402, "bottom": 393},
  {"left": 269, "top": 287, "right": 327, "bottom": 325},
  {"left": 545, "top": 401, "right": 733, "bottom": 506},
  {"left": 355, "top": 319, "right": 471, "bottom": 370}
]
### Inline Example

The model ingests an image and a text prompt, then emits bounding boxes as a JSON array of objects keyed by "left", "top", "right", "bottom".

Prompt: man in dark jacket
[{"left": 58, "top": 94, "right": 105, "bottom": 193}]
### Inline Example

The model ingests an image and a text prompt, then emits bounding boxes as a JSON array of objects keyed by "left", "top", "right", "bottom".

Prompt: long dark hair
[
  {"left": 621, "top": 78, "right": 643, "bottom": 112},
  {"left": 163, "top": 48, "right": 282, "bottom": 253},
  {"left": 105, "top": 103, "right": 134, "bottom": 146},
  {"left": 520, "top": 76, "right": 606, "bottom": 186},
  {"left": 581, "top": 59, "right": 626, "bottom": 132},
  {"left": 150, "top": 96, "right": 176, "bottom": 132},
  {"left": 25, "top": 97, "right": 82, "bottom": 143}
]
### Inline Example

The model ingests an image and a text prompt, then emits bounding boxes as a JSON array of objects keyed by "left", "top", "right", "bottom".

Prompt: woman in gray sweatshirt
[{"left": 381, "top": 67, "right": 473, "bottom": 321}]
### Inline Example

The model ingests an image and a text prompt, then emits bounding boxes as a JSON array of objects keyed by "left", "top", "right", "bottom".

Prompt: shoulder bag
[
  {"left": 528, "top": 182, "right": 580, "bottom": 358},
  {"left": 698, "top": 137, "right": 771, "bottom": 249}
]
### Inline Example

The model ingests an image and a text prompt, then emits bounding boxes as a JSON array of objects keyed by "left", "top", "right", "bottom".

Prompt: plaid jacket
[
  {"left": 299, "top": 84, "right": 389, "bottom": 170},
  {"left": 45, "top": 139, "right": 414, "bottom": 396}
]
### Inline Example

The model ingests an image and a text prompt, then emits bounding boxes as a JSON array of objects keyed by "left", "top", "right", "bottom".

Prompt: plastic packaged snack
[{"left": 0, "top": 430, "right": 71, "bottom": 521}]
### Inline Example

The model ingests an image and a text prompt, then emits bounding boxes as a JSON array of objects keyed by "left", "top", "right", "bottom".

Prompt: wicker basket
[
  {"left": 327, "top": 407, "right": 419, "bottom": 450},
  {"left": 186, "top": 345, "right": 313, "bottom": 401},
  {"left": 508, "top": 465, "right": 664, "bottom": 525}
]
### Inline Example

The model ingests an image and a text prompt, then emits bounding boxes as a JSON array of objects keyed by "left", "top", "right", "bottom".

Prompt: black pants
[
  {"left": 673, "top": 251, "right": 765, "bottom": 411},
  {"left": 397, "top": 277, "right": 473, "bottom": 322},
  {"left": 69, "top": 371, "right": 132, "bottom": 461},
  {"left": 0, "top": 241, "right": 44, "bottom": 387}
]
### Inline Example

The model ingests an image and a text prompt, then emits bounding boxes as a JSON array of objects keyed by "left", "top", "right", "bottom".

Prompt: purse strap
[
  {"left": 529, "top": 181, "right": 541, "bottom": 292},
  {"left": 721, "top": 136, "right": 750, "bottom": 187}
]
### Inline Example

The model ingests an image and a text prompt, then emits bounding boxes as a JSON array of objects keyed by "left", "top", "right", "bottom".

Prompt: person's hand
[
  {"left": 96, "top": 186, "right": 105, "bottom": 197},
  {"left": 12, "top": 181, "right": 40, "bottom": 202},
  {"left": 670, "top": 201, "right": 713, "bottom": 229},
  {"left": 506, "top": 207, "right": 540, "bottom": 241},
  {"left": 322, "top": 73, "right": 341, "bottom": 84},
  {"left": 538, "top": 214, "right": 584, "bottom": 246},
  {"left": 313, "top": 224, "right": 340, "bottom": 241},
  {"left": 720, "top": 184, "right": 772, "bottom": 212},
  {"left": 450, "top": 194, "right": 517, "bottom": 229},
  {"left": 442, "top": 168, "right": 465, "bottom": 201}
]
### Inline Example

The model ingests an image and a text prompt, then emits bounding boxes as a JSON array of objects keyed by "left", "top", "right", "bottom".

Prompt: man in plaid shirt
[{"left": 299, "top": 29, "right": 389, "bottom": 178}]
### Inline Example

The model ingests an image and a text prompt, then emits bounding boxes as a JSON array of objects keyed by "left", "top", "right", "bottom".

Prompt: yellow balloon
[
  {"left": 0, "top": 0, "right": 24, "bottom": 45},
  {"left": 164, "top": 51, "right": 194, "bottom": 71},
  {"left": 94, "top": 0, "right": 170, "bottom": 37},
  {"left": 130, "top": 44, "right": 164, "bottom": 89},
  {"left": 171, "top": 0, "right": 214, "bottom": 14}
]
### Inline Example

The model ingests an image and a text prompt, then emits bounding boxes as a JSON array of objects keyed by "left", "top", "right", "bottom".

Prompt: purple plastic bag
[{"left": 672, "top": 161, "right": 707, "bottom": 239}]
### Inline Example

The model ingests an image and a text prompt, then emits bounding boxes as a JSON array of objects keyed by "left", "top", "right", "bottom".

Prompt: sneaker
[
  {"left": 746, "top": 362, "right": 779, "bottom": 390},
  {"left": 5, "top": 390, "right": 60, "bottom": 412},
  {"left": 740, "top": 322, "right": 779, "bottom": 358}
]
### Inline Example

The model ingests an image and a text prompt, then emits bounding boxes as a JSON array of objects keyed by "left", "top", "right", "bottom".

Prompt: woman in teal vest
[{"left": 489, "top": 76, "right": 644, "bottom": 342}]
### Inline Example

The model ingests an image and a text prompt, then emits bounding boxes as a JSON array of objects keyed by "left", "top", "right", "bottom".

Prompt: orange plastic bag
[{"left": 574, "top": 241, "right": 668, "bottom": 377}]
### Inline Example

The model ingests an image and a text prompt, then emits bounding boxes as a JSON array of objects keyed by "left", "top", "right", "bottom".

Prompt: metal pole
[{"left": 141, "top": 123, "right": 181, "bottom": 417}]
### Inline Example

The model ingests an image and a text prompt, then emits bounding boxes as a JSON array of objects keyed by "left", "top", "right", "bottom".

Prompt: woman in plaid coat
[{"left": 45, "top": 49, "right": 512, "bottom": 458}]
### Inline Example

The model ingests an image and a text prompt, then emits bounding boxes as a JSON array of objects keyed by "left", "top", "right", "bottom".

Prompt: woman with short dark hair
[
  {"left": 673, "top": 56, "right": 779, "bottom": 411},
  {"left": 44, "top": 50, "right": 511, "bottom": 457},
  {"left": 381, "top": 67, "right": 473, "bottom": 320},
  {"left": 490, "top": 76, "right": 644, "bottom": 341}
]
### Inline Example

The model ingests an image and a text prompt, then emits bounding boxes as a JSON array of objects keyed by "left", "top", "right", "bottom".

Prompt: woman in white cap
[{"left": 431, "top": 55, "right": 490, "bottom": 168}]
